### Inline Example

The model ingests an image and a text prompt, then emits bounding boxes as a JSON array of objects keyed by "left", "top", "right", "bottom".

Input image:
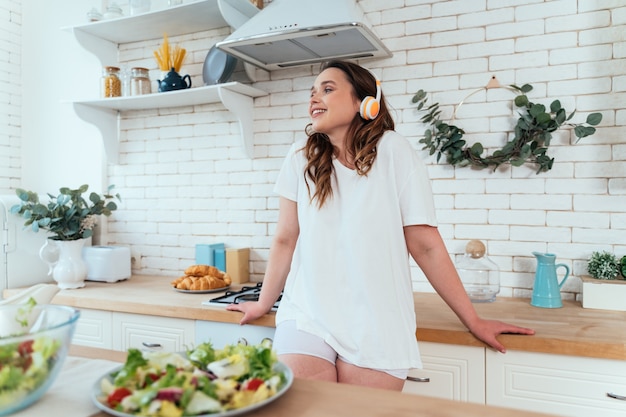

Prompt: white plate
[
  {"left": 173, "top": 285, "right": 230, "bottom": 294},
  {"left": 91, "top": 361, "right": 293, "bottom": 417}
]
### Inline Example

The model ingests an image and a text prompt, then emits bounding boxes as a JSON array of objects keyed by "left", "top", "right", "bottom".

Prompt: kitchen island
[{"left": 19, "top": 345, "right": 557, "bottom": 417}]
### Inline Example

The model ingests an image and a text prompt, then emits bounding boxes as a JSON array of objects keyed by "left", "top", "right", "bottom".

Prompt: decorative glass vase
[{"left": 39, "top": 239, "right": 88, "bottom": 289}]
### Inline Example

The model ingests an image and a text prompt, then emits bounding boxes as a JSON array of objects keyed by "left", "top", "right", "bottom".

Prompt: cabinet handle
[
  {"left": 607, "top": 392, "right": 626, "bottom": 401},
  {"left": 142, "top": 342, "right": 162, "bottom": 349},
  {"left": 406, "top": 376, "right": 430, "bottom": 383}
]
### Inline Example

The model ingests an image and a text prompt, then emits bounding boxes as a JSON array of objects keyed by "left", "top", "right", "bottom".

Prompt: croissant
[
  {"left": 171, "top": 268, "right": 231, "bottom": 291},
  {"left": 185, "top": 265, "right": 220, "bottom": 277},
  {"left": 171, "top": 276, "right": 195, "bottom": 290}
]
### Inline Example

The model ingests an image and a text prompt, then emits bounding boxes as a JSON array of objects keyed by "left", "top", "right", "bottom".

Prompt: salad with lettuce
[
  {"left": 97, "top": 340, "right": 289, "bottom": 416},
  {"left": 0, "top": 298, "right": 62, "bottom": 407}
]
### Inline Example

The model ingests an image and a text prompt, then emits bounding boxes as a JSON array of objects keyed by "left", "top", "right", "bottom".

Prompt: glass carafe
[{"left": 456, "top": 240, "right": 500, "bottom": 303}]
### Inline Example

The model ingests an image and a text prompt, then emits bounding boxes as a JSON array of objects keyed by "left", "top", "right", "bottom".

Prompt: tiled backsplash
[{"left": 109, "top": 1, "right": 625, "bottom": 301}]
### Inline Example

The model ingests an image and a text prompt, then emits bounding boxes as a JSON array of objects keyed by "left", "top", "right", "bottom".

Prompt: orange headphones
[{"left": 359, "top": 73, "right": 382, "bottom": 120}]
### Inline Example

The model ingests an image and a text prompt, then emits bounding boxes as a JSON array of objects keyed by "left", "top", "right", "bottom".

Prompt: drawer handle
[
  {"left": 406, "top": 376, "right": 430, "bottom": 383},
  {"left": 142, "top": 342, "right": 162, "bottom": 349},
  {"left": 607, "top": 392, "right": 626, "bottom": 401}
]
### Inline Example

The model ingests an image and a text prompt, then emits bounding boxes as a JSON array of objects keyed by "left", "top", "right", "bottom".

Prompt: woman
[{"left": 226, "top": 60, "right": 534, "bottom": 391}]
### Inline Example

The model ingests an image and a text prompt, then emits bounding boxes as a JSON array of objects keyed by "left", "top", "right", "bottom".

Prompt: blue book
[
  {"left": 195, "top": 243, "right": 225, "bottom": 268},
  {"left": 214, "top": 248, "right": 226, "bottom": 272}
]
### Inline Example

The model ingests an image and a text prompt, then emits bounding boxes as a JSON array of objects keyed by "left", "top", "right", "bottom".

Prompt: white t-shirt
[{"left": 273, "top": 130, "right": 438, "bottom": 370}]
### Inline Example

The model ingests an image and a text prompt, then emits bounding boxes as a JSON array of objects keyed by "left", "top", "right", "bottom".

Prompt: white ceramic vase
[{"left": 39, "top": 238, "right": 88, "bottom": 289}]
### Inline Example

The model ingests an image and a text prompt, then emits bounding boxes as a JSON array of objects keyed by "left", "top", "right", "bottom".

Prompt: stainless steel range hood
[{"left": 216, "top": 0, "right": 392, "bottom": 70}]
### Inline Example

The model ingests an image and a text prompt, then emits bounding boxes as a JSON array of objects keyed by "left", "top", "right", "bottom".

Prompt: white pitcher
[{"left": 39, "top": 239, "right": 88, "bottom": 289}]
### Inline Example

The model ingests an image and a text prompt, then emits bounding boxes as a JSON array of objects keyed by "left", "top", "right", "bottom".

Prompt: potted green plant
[
  {"left": 582, "top": 251, "right": 626, "bottom": 312},
  {"left": 10, "top": 184, "right": 120, "bottom": 289},
  {"left": 10, "top": 184, "right": 120, "bottom": 241}
]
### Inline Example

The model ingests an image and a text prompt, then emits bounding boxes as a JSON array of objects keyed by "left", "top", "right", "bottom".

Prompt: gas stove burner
[
  {"left": 236, "top": 293, "right": 260, "bottom": 302},
  {"left": 205, "top": 282, "right": 281, "bottom": 311}
]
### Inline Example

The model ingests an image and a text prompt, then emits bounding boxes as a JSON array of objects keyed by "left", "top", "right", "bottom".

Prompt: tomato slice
[
  {"left": 107, "top": 387, "right": 132, "bottom": 408},
  {"left": 245, "top": 378, "right": 265, "bottom": 391},
  {"left": 18, "top": 340, "right": 34, "bottom": 356}
]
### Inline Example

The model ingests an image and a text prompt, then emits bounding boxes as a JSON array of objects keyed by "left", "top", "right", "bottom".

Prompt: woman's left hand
[{"left": 468, "top": 319, "right": 535, "bottom": 353}]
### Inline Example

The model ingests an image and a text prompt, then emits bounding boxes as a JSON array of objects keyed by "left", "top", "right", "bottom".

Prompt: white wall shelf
[
  {"left": 72, "top": 83, "right": 266, "bottom": 162},
  {"left": 64, "top": 0, "right": 264, "bottom": 162},
  {"left": 64, "top": 0, "right": 259, "bottom": 65}
]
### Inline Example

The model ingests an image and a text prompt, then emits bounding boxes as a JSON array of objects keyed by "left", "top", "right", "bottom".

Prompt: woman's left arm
[{"left": 404, "top": 225, "right": 535, "bottom": 353}]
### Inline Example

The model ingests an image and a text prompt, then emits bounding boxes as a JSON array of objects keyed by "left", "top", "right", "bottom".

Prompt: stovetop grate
[{"left": 205, "top": 282, "right": 281, "bottom": 311}]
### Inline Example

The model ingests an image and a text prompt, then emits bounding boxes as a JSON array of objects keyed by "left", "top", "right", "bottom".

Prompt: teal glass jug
[{"left": 531, "top": 252, "right": 570, "bottom": 308}]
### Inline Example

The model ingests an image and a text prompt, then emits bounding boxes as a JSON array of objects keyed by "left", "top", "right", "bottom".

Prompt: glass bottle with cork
[{"left": 456, "top": 240, "right": 500, "bottom": 303}]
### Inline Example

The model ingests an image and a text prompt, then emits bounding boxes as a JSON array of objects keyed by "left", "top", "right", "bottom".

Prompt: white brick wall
[
  {"left": 0, "top": 0, "right": 20, "bottom": 193},
  {"left": 64, "top": 1, "right": 626, "bottom": 301}
]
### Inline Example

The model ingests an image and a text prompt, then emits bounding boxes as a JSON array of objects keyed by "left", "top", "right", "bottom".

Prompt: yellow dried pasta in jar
[{"left": 101, "top": 66, "right": 121, "bottom": 98}]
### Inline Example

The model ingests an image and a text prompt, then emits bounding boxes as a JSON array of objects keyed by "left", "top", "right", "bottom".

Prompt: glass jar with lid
[
  {"left": 86, "top": 7, "right": 102, "bottom": 22},
  {"left": 103, "top": 2, "right": 123, "bottom": 19},
  {"left": 130, "top": 67, "right": 151, "bottom": 96},
  {"left": 101, "top": 66, "right": 122, "bottom": 98},
  {"left": 455, "top": 240, "right": 500, "bottom": 303}
]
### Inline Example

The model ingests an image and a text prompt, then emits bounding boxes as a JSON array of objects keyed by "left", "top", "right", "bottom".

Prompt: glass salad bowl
[{"left": 0, "top": 303, "right": 80, "bottom": 416}]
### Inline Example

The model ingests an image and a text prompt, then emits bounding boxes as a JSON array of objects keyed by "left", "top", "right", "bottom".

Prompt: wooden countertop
[
  {"left": 21, "top": 275, "right": 626, "bottom": 360},
  {"left": 68, "top": 346, "right": 558, "bottom": 417}
]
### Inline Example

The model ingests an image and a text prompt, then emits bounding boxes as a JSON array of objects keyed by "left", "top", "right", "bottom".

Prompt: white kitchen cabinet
[
  {"left": 195, "top": 320, "right": 275, "bottom": 349},
  {"left": 73, "top": 308, "right": 113, "bottom": 349},
  {"left": 402, "top": 342, "right": 485, "bottom": 404},
  {"left": 63, "top": 0, "right": 266, "bottom": 161},
  {"left": 486, "top": 350, "right": 626, "bottom": 417},
  {"left": 112, "top": 312, "right": 196, "bottom": 352},
  {"left": 72, "top": 308, "right": 195, "bottom": 352}
]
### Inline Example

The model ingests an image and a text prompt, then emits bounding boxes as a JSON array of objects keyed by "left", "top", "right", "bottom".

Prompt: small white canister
[{"left": 82, "top": 246, "right": 131, "bottom": 282}]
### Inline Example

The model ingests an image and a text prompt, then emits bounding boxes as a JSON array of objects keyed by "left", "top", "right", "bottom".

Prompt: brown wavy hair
[{"left": 303, "top": 60, "right": 395, "bottom": 208}]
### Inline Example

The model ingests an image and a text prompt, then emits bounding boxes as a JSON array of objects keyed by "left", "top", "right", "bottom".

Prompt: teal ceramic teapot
[
  {"left": 530, "top": 252, "right": 570, "bottom": 308},
  {"left": 158, "top": 68, "right": 191, "bottom": 92}
]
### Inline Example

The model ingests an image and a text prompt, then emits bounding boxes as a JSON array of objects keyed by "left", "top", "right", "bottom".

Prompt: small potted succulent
[{"left": 582, "top": 251, "right": 626, "bottom": 311}]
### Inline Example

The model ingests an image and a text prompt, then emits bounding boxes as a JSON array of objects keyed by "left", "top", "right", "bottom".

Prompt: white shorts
[{"left": 273, "top": 320, "right": 408, "bottom": 380}]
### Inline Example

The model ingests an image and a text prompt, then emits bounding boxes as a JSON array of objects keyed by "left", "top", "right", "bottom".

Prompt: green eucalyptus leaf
[
  {"left": 535, "top": 112, "right": 552, "bottom": 125},
  {"left": 566, "top": 109, "right": 576, "bottom": 121},
  {"left": 470, "top": 142, "right": 483, "bottom": 156},
  {"left": 510, "top": 158, "right": 526, "bottom": 167},
  {"left": 586, "top": 112, "right": 602, "bottom": 125},
  {"left": 555, "top": 108, "right": 566, "bottom": 124},
  {"left": 514, "top": 95, "right": 529, "bottom": 107},
  {"left": 529, "top": 103, "right": 546, "bottom": 118},
  {"left": 520, "top": 84, "right": 533, "bottom": 93},
  {"left": 412, "top": 90, "right": 427, "bottom": 103},
  {"left": 549, "top": 100, "right": 562, "bottom": 113},
  {"left": 542, "top": 132, "right": 552, "bottom": 146}
]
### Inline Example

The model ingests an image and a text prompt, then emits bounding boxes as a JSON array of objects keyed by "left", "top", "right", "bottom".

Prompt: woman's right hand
[{"left": 226, "top": 301, "right": 272, "bottom": 325}]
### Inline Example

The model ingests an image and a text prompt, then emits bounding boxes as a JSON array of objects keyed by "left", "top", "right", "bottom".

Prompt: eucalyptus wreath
[{"left": 412, "top": 84, "right": 603, "bottom": 173}]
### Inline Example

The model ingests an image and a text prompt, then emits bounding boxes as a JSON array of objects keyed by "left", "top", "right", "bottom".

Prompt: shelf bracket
[
  {"left": 71, "top": 29, "right": 117, "bottom": 67},
  {"left": 73, "top": 103, "right": 120, "bottom": 164},
  {"left": 217, "top": 86, "right": 254, "bottom": 158},
  {"left": 217, "top": 0, "right": 260, "bottom": 29}
]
